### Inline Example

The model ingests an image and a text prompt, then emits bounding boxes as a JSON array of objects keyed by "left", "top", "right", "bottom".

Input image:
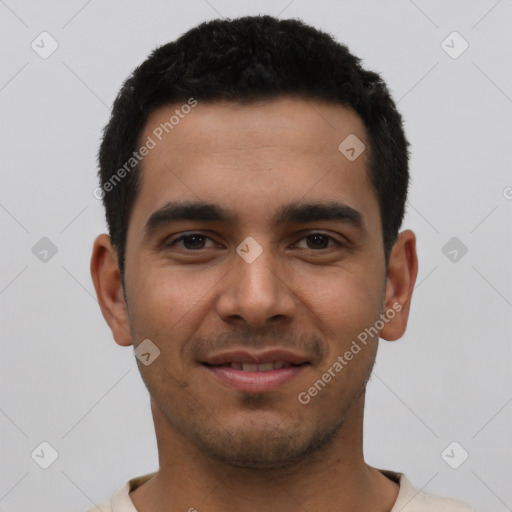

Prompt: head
[
  {"left": 91, "top": 15, "right": 417, "bottom": 470},
  {"left": 98, "top": 15, "right": 410, "bottom": 282}
]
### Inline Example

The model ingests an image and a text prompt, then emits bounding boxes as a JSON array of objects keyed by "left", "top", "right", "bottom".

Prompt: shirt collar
[{"left": 111, "top": 470, "right": 412, "bottom": 512}]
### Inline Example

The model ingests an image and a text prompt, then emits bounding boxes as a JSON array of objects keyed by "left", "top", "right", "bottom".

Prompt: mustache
[{"left": 184, "top": 324, "right": 327, "bottom": 363}]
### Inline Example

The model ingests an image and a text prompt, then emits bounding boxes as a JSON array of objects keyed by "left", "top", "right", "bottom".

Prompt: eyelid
[
  {"left": 291, "top": 231, "right": 345, "bottom": 249},
  {"left": 165, "top": 231, "right": 219, "bottom": 249}
]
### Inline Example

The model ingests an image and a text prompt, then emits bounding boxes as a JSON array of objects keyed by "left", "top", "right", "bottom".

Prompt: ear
[
  {"left": 379, "top": 229, "right": 418, "bottom": 341},
  {"left": 90, "top": 234, "right": 132, "bottom": 347}
]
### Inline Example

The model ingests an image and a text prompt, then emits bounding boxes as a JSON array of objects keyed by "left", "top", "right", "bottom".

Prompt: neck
[{"left": 130, "top": 394, "right": 399, "bottom": 512}]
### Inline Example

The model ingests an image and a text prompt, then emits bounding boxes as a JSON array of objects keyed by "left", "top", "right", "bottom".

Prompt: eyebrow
[{"left": 143, "top": 200, "right": 365, "bottom": 238}]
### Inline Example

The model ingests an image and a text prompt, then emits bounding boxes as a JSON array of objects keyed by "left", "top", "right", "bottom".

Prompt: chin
[{"left": 185, "top": 417, "right": 344, "bottom": 471}]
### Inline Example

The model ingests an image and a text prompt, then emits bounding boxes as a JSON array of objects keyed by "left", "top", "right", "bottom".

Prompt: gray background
[{"left": 1, "top": 0, "right": 511, "bottom": 511}]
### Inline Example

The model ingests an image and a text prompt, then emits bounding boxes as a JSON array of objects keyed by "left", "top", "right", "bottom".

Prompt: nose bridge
[
  {"left": 237, "top": 242, "right": 278, "bottom": 293},
  {"left": 217, "top": 238, "right": 296, "bottom": 326}
]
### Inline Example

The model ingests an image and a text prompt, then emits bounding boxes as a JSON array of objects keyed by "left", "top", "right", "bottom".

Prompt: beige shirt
[{"left": 87, "top": 470, "right": 475, "bottom": 512}]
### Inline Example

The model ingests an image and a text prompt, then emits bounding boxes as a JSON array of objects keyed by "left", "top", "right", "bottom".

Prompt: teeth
[{"left": 226, "top": 361, "right": 292, "bottom": 371}]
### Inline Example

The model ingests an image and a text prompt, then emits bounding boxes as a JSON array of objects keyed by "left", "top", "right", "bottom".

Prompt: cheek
[
  {"left": 295, "top": 272, "right": 381, "bottom": 405},
  {"left": 127, "top": 265, "right": 222, "bottom": 347},
  {"left": 298, "top": 268, "right": 383, "bottom": 334}
]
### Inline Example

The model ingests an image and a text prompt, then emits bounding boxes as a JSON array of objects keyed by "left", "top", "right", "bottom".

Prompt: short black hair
[{"left": 98, "top": 14, "right": 410, "bottom": 282}]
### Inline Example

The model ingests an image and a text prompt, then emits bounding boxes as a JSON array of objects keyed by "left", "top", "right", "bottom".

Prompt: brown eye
[
  {"left": 181, "top": 234, "right": 206, "bottom": 249},
  {"left": 295, "top": 233, "right": 342, "bottom": 250},
  {"left": 305, "top": 234, "right": 330, "bottom": 249},
  {"left": 167, "top": 233, "right": 216, "bottom": 250}
]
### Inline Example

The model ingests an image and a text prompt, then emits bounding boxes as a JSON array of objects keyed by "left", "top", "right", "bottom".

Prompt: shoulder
[
  {"left": 85, "top": 502, "right": 112, "bottom": 512},
  {"left": 388, "top": 472, "right": 475, "bottom": 512},
  {"left": 83, "top": 472, "right": 156, "bottom": 512}
]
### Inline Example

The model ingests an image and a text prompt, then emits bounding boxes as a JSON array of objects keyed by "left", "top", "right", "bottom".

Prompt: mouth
[
  {"left": 204, "top": 361, "right": 302, "bottom": 371},
  {"left": 201, "top": 350, "right": 311, "bottom": 393}
]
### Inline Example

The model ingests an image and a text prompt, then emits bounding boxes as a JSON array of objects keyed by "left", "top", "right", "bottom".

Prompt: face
[{"left": 92, "top": 97, "right": 417, "bottom": 470}]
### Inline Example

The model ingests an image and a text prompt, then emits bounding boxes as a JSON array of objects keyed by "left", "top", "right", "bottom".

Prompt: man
[{"left": 90, "top": 15, "right": 474, "bottom": 512}]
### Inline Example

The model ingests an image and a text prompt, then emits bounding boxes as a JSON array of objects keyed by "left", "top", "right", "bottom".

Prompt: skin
[{"left": 91, "top": 97, "right": 418, "bottom": 512}]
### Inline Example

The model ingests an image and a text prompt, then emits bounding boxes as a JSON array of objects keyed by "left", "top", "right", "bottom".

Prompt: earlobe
[
  {"left": 90, "top": 234, "right": 133, "bottom": 347},
  {"left": 380, "top": 229, "right": 418, "bottom": 342}
]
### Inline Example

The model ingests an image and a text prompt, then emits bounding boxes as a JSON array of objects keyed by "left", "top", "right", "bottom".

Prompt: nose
[{"left": 215, "top": 242, "right": 297, "bottom": 328}]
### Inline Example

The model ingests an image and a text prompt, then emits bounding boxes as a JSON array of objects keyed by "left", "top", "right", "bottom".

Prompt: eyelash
[{"left": 165, "top": 232, "right": 344, "bottom": 252}]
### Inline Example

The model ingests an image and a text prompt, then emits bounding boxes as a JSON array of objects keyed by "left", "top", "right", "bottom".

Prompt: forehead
[
  {"left": 129, "top": 97, "right": 378, "bottom": 237},
  {"left": 143, "top": 97, "right": 369, "bottom": 160}
]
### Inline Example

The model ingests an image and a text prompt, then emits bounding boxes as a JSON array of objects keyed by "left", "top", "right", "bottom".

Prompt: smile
[
  {"left": 201, "top": 349, "right": 311, "bottom": 393},
  {"left": 206, "top": 361, "right": 297, "bottom": 371}
]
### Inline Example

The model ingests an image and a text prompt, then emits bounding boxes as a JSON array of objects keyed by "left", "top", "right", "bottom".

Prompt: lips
[
  {"left": 203, "top": 349, "right": 310, "bottom": 367},
  {"left": 202, "top": 349, "right": 310, "bottom": 392},
  {"left": 210, "top": 361, "right": 295, "bottom": 371}
]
